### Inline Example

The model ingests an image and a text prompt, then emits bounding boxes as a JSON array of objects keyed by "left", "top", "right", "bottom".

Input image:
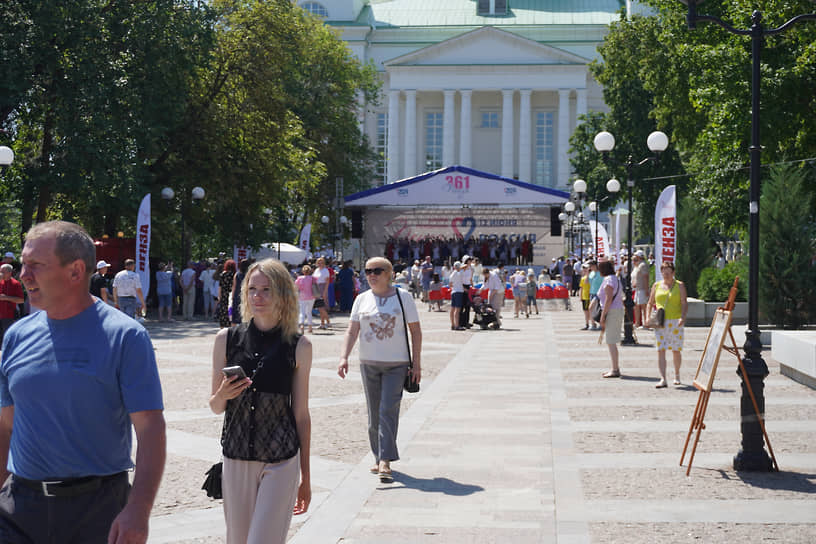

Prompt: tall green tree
[
  {"left": 0, "top": 0, "right": 216, "bottom": 242},
  {"left": 570, "top": 13, "right": 685, "bottom": 243},
  {"left": 759, "top": 163, "right": 816, "bottom": 328},
  {"left": 675, "top": 193, "right": 715, "bottom": 298},
  {"left": 151, "top": 0, "right": 380, "bottom": 255}
]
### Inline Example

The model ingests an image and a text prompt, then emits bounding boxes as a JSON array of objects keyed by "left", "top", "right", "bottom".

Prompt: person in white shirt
[
  {"left": 337, "top": 257, "right": 422, "bottom": 483},
  {"left": 199, "top": 262, "right": 216, "bottom": 320},
  {"left": 312, "top": 257, "right": 331, "bottom": 329},
  {"left": 410, "top": 260, "right": 422, "bottom": 299},
  {"left": 485, "top": 265, "right": 505, "bottom": 320},
  {"left": 180, "top": 261, "right": 197, "bottom": 320},
  {"left": 448, "top": 261, "right": 465, "bottom": 330},
  {"left": 112, "top": 258, "right": 146, "bottom": 319},
  {"left": 440, "top": 264, "right": 451, "bottom": 286}
]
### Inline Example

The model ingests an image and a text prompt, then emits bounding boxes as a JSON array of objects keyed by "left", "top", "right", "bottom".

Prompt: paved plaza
[{"left": 145, "top": 298, "right": 816, "bottom": 543}]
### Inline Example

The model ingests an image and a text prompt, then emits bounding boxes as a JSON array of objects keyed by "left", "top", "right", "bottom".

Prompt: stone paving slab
[{"left": 145, "top": 301, "right": 816, "bottom": 543}]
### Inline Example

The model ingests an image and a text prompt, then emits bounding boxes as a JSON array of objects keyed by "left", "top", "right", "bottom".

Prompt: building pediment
[{"left": 384, "top": 26, "right": 589, "bottom": 67}]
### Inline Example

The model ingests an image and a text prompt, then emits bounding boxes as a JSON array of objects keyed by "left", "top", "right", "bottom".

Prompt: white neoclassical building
[{"left": 299, "top": 0, "right": 643, "bottom": 191}]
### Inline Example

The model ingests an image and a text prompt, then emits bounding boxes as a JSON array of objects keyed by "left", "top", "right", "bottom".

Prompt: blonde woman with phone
[{"left": 209, "top": 259, "right": 312, "bottom": 544}]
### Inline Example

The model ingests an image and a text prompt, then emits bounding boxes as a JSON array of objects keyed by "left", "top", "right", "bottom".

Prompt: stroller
[{"left": 471, "top": 295, "right": 501, "bottom": 330}]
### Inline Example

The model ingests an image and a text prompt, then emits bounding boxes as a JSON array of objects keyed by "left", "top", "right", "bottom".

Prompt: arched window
[{"left": 300, "top": 2, "right": 328, "bottom": 17}]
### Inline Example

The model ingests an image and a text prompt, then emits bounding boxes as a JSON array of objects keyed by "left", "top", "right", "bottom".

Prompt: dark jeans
[
  {"left": 459, "top": 285, "right": 471, "bottom": 327},
  {"left": 0, "top": 473, "right": 129, "bottom": 544},
  {"left": 0, "top": 318, "right": 15, "bottom": 346}
]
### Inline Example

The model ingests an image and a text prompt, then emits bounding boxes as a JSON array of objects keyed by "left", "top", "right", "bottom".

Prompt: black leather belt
[{"left": 14, "top": 472, "right": 126, "bottom": 498}]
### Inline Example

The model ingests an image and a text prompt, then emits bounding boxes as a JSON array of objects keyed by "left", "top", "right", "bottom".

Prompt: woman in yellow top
[
  {"left": 647, "top": 261, "right": 688, "bottom": 388},
  {"left": 579, "top": 263, "right": 591, "bottom": 330}
]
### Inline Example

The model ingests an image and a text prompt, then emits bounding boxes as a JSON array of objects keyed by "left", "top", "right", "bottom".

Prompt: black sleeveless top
[{"left": 220, "top": 320, "right": 301, "bottom": 463}]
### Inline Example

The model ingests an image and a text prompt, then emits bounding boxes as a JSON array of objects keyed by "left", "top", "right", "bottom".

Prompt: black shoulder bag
[{"left": 395, "top": 289, "right": 420, "bottom": 393}]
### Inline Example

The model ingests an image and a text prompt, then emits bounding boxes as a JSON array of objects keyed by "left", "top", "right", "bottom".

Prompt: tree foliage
[
  {"left": 0, "top": 0, "right": 380, "bottom": 259},
  {"left": 675, "top": 193, "right": 716, "bottom": 298},
  {"left": 574, "top": 1, "right": 816, "bottom": 236},
  {"left": 758, "top": 163, "right": 816, "bottom": 328}
]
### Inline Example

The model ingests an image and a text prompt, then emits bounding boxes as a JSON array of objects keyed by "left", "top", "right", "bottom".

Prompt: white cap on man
[
  {"left": 96, "top": 260, "right": 111, "bottom": 270},
  {"left": 635, "top": 250, "right": 645, "bottom": 258}
]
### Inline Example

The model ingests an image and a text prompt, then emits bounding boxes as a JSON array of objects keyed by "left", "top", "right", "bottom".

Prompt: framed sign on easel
[{"left": 679, "top": 277, "right": 778, "bottom": 475}]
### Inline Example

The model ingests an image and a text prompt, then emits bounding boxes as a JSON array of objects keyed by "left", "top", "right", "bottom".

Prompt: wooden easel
[{"left": 679, "top": 277, "right": 778, "bottom": 475}]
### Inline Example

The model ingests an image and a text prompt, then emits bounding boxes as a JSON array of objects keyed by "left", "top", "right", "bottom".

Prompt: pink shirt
[{"left": 295, "top": 275, "right": 315, "bottom": 301}]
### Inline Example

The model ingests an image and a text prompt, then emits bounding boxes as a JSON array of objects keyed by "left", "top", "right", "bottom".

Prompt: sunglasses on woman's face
[{"left": 365, "top": 267, "right": 386, "bottom": 276}]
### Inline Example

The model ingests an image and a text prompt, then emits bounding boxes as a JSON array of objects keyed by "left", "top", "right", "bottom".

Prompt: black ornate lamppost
[
  {"left": 593, "top": 130, "right": 669, "bottom": 345},
  {"left": 680, "top": 0, "right": 816, "bottom": 472}
]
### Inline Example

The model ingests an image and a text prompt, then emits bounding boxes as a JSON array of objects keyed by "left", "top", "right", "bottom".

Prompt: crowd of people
[
  {"left": 0, "top": 219, "right": 694, "bottom": 544},
  {"left": 385, "top": 234, "right": 536, "bottom": 267}
]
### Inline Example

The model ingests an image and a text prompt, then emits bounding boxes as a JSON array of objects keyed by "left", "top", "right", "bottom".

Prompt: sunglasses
[{"left": 364, "top": 267, "right": 386, "bottom": 276}]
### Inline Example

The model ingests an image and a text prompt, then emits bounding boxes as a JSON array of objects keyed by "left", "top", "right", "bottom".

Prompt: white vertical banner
[
  {"left": 233, "top": 246, "right": 251, "bottom": 263},
  {"left": 136, "top": 194, "right": 151, "bottom": 296},
  {"left": 655, "top": 185, "right": 677, "bottom": 267},
  {"left": 587, "top": 220, "right": 611, "bottom": 259},
  {"left": 613, "top": 208, "right": 622, "bottom": 261},
  {"left": 299, "top": 224, "right": 312, "bottom": 252}
]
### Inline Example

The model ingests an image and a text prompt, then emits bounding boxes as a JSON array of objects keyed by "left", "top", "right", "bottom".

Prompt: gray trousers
[
  {"left": 0, "top": 473, "right": 129, "bottom": 544},
  {"left": 360, "top": 362, "right": 408, "bottom": 463}
]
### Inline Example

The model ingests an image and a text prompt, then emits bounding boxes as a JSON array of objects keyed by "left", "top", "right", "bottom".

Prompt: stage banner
[
  {"left": 587, "top": 220, "right": 611, "bottom": 259},
  {"left": 299, "top": 224, "right": 312, "bottom": 252},
  {"left": 233, "top": 246, "right": 251, "bottom": 263},
  {"left": 655, "top": 185, "right": 677, "bottom": 267},
  {"left": 136, "top": 194, "right": 151, "bottom": 296}
]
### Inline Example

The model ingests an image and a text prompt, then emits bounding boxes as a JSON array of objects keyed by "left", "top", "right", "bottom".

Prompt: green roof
[{"left": 365, "top": 0, "right": 624, "bottom": 27}]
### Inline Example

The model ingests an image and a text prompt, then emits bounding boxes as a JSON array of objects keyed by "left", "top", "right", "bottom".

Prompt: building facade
[{"left": 300, "top": 0, "right": 631, "bottom": 190}]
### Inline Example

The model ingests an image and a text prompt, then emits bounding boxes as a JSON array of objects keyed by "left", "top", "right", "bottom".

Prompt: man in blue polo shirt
[{"left": 0, "top": 221, "right": 166, "bottom": 544}]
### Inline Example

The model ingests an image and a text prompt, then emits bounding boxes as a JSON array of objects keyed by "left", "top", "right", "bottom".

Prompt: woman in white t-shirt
[{"left": 337, "top": 257, "right": 422, "bottom": 483}]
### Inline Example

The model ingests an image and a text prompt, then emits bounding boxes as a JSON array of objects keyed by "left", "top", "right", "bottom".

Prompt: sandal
[
  {"left": 673, "top": 378, "right": 681, "bottom": 386},
  {"left": 602, "top": 370, "right": 621, "bottom": 378},
  {"left": 370, "top": 465, "right": 379, "bottom": 474},
  {"left": 655, "top": 379, "right": 668, "bottom": 389},
  {"left": 378, "top": 464, "right": 393, "bottom": 483}
]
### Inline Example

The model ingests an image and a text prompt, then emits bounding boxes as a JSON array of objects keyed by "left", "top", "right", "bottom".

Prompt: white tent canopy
[
  {"left": 345, "top": 165, "right": 569, "bottom": 207},
  {"left": 253, "top": 242, "right": 309, "bottom": 265}
]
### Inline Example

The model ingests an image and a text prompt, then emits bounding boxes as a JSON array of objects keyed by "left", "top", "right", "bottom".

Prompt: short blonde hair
[
  {"left": 240, "top": 259, "right": 299, "bottom": 341},
  {"left": 365, "top": 257, "right": 393, "bottom": 284}
]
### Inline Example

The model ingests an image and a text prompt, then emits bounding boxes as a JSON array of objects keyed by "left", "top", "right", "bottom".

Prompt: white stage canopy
[
  {"left": 344, "top": 166, "right": 569, "bottom": 207},
  {"left": 253, "top": 242, "right": 309, "bottom": 265}
]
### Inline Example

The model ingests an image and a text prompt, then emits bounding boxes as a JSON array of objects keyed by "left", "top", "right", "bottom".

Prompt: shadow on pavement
[
  {"left": 384, "top": 473, "right": 485, "bottom": 496},
  {"left": 730, "top": 470, "right": 816, "bottom": 493}
]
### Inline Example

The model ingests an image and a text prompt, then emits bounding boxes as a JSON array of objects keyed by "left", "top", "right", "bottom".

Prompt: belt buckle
[{"left": 41, "top": 480, "right": 61, "bottom": 497}]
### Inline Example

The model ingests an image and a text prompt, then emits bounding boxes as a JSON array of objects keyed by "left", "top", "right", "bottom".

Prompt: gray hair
[
  {"left": 0, "top": 263, "right": 12, "bottom": 274},
  {"left": 26, "top": 221, "right": 95, "bottom": 278}
]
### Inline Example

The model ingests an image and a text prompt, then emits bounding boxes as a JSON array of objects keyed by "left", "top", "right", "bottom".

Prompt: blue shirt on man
[{"left": 0, "top": 299, "right": 163, "bottom": 479}]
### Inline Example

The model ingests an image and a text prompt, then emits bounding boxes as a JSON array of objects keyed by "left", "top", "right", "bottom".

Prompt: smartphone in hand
[{"left": 222, "top": 366, "right": 248, "bottom": 380}]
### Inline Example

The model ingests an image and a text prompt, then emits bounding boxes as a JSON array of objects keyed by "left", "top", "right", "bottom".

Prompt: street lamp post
[
  {"left": 573, "top": 179, "right": 587, "bottom": 263},
  {"left": 162, "top": 186, "right": 205, "bottom": 266},
  {"left": 588, "top": 178, "right": 621, "bottom": 259},
  {"left": 680, "top": 0, "right": 816, "bottom": 472},
  {"left": 594, "top": 131, "right": 668, "bottom": 345}
]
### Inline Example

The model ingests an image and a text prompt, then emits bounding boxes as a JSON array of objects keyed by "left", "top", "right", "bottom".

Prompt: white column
[
  {"left": 387, "top": 90, "right": 400, "bottom": 183},
  {"left": 459, "top": 90, "right": 472, "bottom": 167},
  {"left": 442, "top": 90, "right": 456, "bottom": 166},
  {"left": 501, "top": 89, "right": 514, "bottom": 178},
  {"left": 576, "top": 88, "right": 588, "bottom": 121},
  {"left": 403, "top": 90, "right": 417, "bottom": 178},
  {"left": 557, "top": 89, "right": 571, "bottom": 187},
  {"left": 518, "top": 89, "right": 532, "bottom": 182}
]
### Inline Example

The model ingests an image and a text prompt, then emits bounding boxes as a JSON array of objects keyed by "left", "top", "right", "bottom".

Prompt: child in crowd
[
  {"left": 428, "top": 273, "right": 443, "bottom": 312},
  {"left": 526, "top": 273, "right": 539, "bottom": 316}
]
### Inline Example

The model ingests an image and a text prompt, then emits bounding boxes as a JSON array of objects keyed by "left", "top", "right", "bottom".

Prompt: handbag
[
  {"left": 591, "top": 277, "right": 620, "bottom": 322},
  {"left": 395, "top": 289, "right": 420, "bottom": 393},
  {"left": 311, "top": 279, "right": 322, "bottom": 299},
  {"left": 202, "top": 461, "right": 223, "bottom": 499},
  {"left": 645, "top": 307, "right": 665, "bottom": 328},
  {"left": 590, "top": 298, "right": 602, "bottom": 323}
]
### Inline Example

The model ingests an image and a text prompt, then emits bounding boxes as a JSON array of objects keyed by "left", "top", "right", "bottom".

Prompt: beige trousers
[{"left": 222, "top": 453, "right": 300, "bottom": 544}]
